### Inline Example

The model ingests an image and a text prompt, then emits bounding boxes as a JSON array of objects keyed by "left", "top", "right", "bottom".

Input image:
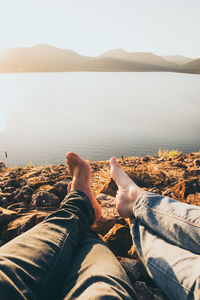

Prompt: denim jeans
[
  {"left": 0, "top": 191, "right": 199, "bottom": 300},
  {"left": 0, "top": 191, "right": 136, "bottom": 300},
  {"left": 131, "top": 192, "right": 200, "bottom": 300}
]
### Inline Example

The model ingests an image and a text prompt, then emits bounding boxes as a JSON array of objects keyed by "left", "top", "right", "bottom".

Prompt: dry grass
[
  {"left": 158, "top": 148, "right": 182, "bottom": 158},
  {"left": 27, "top": 161, "right": 34, "bottom": 168}
]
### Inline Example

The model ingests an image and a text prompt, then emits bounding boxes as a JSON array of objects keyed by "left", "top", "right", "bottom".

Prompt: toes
[
  {"left": 110, "top": 157, "right": 121, "bottom": 168},
  {"left": 110, "top": 157, "right": 123, "bottom": 184},
  {"left": 66, "top": 152, "right": 82, "bottom": 176},
  {"left": 66, "top": 152, "right": 81, "bottom": 163},
  {"left": 66, "top": 152, "right": 76, "bottom": 159},
  {"left": 110, "top": 157, "right": 117, "bottom": 165}
]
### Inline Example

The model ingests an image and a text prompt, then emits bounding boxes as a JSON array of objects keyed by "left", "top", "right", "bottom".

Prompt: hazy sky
[{"left": 0, "top": 0, "right": 199, "bottom": 58}]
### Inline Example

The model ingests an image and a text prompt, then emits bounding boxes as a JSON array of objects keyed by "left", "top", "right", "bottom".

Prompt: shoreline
[
  {"left": 2, "top": 148, "right": 199, "bottom": 169},
  {"left": 1, "top": 151, "right": 200, "bottom": 198}
]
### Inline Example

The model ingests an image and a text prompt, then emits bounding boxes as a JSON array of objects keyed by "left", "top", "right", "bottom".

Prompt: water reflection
[{"left": 0, "top": 72, "right": 200, "bottom": 166}]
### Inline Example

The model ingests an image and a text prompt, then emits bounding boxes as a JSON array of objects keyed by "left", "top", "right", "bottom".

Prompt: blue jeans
[{"left": 131, "top": 192, "right": 200, "bottom": 300}]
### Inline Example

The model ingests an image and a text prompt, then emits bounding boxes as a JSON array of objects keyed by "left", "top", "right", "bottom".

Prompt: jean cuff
[
  {"left": 133, "top": 191, "right": 156, "bottom": 217},
  {"left": 60, "top": 190, "right": 95, "bottom": 225}
]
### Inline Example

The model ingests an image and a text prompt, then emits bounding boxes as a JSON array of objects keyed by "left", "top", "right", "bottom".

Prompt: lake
[{"left": 0, "top": 72, "right": 200, "bottom": 167}]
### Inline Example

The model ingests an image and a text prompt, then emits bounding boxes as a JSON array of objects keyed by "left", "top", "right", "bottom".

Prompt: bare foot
[
  {"left": 66, "top": 152, "right": 101, "bottom": 221},
  {"left": 110, "top": 157, "right": 144, "bottom": 218}
]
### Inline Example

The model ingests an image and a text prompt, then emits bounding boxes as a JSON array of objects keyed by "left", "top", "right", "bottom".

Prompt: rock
[
  {"left": 18, "top": 214, "right": 37, "bottom": 234},
  {"left": 0, "top": 178, "right": 22, "bottom": 189},
  {"left": 103, "top": 224, "right": 132, "bottom": 257},
  {"left": 0, "top": 161, "right": 6, "bottom": 170},
  {"left": 182, "top": 170, "right": 189, "bottom": 179},
  {"left": 31, "top": 191, "right": 60, "bottom": 208},
  {"left": 7, "top": 202, "right": 25, "bottom": 210},
  {"left": 118, "top": 257, "right": 149, "bottom": 283},
  {"left": 99, "top": 167, "right": 169, "bottom": 197},
  {"left": 162, "top": 189, "right": 173, "bottom": 197},
  {"left": 171, "top": 179, "right": 199, "bottom": 199},
  {"left": 149, "top": 188, "right": 160, "bottom": 194},
  {"left": 92, "top": 206, "right": 120, "bottom": 235},
  {"left": 0, "top": 196, "right": 8, "bottom": 208},
  {"left": 2, "top": 186, "right": 16, "bottom": 193},
  {"left": 12, "top": 186, "right": 33, "bottom": 205},
  {"left": 35, "top": 211, "right": 50, "bottom": 224},
  {"left": 53, "top": 181, "right": 69, "bottom": 200},
  {"left": 26, "top": 174, "right": 66, "bottom": 189},
  {"left": 133, "top": 281, "right": 154, "bottom": 300},
  {"left": 20, "top": 169, "right": 42, "bottom": 179},
  {"left": 98, "top": 177, "right": 118, "bottom": 196},
  {"left": 194, "top": 159, "right": 200, "bottom": 167},
  {"left": 157, "top": 157, "right": 165, "bottom": 162},
  {"left": 187, "top": 167, "right": 200, "bottom": 176},
  {"left": 128, "top": 245, "right": 140, "bottom": 260},
  {"left": 36, "top": 185, "right": 56, "bottom": 193},
  {"left": 0, "top": 191, "right": 12, "bottom": 198},
  {"left": 0, "top": 207, "right": 18, "bottom": 227},
  {"left": 0, "top": 213, "right": 37, "bottom": 241},
  {"left": 13, "top": 208, "right": 29, "bottom": 214},
  {"left": 26, "top": 176, "right": 52, "bottom": 189},
  {"left": 96, "top": 193, "right": 108, "bottom": 201},
  {"left": 0, "top": 192, "right": 12, "bottom": 208},
  {"left": 186, "top": 193, "right": 200, "bottom": 206},
  {"left": 92, "top": 195, "right": 122, "bottom": 235},
  {"left": 142, "top": 156, "right": 151, "bottom": 162}
]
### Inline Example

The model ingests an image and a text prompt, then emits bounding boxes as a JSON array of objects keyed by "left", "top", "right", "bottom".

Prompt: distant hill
[
  {"left": 0, "top": 44, "right": 90, "bottom": 73},
  {"left": 179, "top": 58, "right": 200, "bottom": 74},
  {"left": 100, "top": 49, "right": 178, "bottom": 68},
  {"left": 80, "top": 57, "right": 178, "bottom": 72},
  {"left": 0, "top": 44, "right": 199, "bottom": 74},
  {"left": 80, "top": 57, "right": 164, "bottom": 72},
  {"left": 163, "top": 55, "right": 193, "bottom": 65}
]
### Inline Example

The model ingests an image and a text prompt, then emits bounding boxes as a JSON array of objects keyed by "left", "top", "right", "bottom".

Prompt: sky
[{"left": 0, "top": 0, "right": 199, "bottom": 58}]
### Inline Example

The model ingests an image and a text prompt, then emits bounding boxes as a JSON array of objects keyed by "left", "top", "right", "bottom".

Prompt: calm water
[{"left": 0, "top": 72, "right": 200, "bottom": 167}]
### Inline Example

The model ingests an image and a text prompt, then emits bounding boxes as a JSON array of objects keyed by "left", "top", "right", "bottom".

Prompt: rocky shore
[{"left": 0, "top": 152, "right": 200, "bottom": 299}]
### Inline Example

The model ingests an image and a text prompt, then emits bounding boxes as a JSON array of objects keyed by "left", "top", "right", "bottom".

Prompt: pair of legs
[
  {"left": 111, "top": 157, "right": 200, "bottom": 299},
  {"left": 0, "top": 153, "right": 199, "bottom": 299},
  {"left": 0, "top": 153, "right": 136, "bottom": 300}
]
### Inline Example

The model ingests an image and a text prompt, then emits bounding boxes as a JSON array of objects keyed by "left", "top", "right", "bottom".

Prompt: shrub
[
  {"left": 158, "top": 148, "right": 182, "bottom": 158},
  {"left": 27, "top": 161, "right": 34, "bottom": 168}
]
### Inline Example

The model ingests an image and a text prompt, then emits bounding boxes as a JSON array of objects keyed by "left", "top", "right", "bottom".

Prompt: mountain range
[{"left": 0, "top": 44, "right": 199, "bottom": 74}]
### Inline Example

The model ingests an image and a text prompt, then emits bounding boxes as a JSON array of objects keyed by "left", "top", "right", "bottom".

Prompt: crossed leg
[{"left": 110, "top": 156, "right": 200, "bottom": 300}]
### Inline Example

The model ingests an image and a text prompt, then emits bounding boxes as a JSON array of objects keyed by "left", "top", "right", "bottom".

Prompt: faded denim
[
  {"left": 0, "top": 189, "right": 199, "bottom": 300},
  {"left": 131, "top": 192, "right": 200, "bottom": 300}
]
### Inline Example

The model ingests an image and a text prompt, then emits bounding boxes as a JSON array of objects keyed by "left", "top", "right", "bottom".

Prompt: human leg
[
  {"left": 0, "top": 191, "right": 95, "bottom": 300},
  {"left": 58, "top": 153, "right": 136, "bottom": 300},
  {"left": 0, "top": 152, "right": 100, "bottom": 300},
  {"left": 131, "top": 193, "right": 200, "bottom": 300},
  {"left": 59, "top": 230, "right": 137, "bottom": 300},
  {"left": 110, "top": 157, "right": 200, "bottom": 300},
  {"left": 132, "top": 192, "right": 200, "bottom": 254}
]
